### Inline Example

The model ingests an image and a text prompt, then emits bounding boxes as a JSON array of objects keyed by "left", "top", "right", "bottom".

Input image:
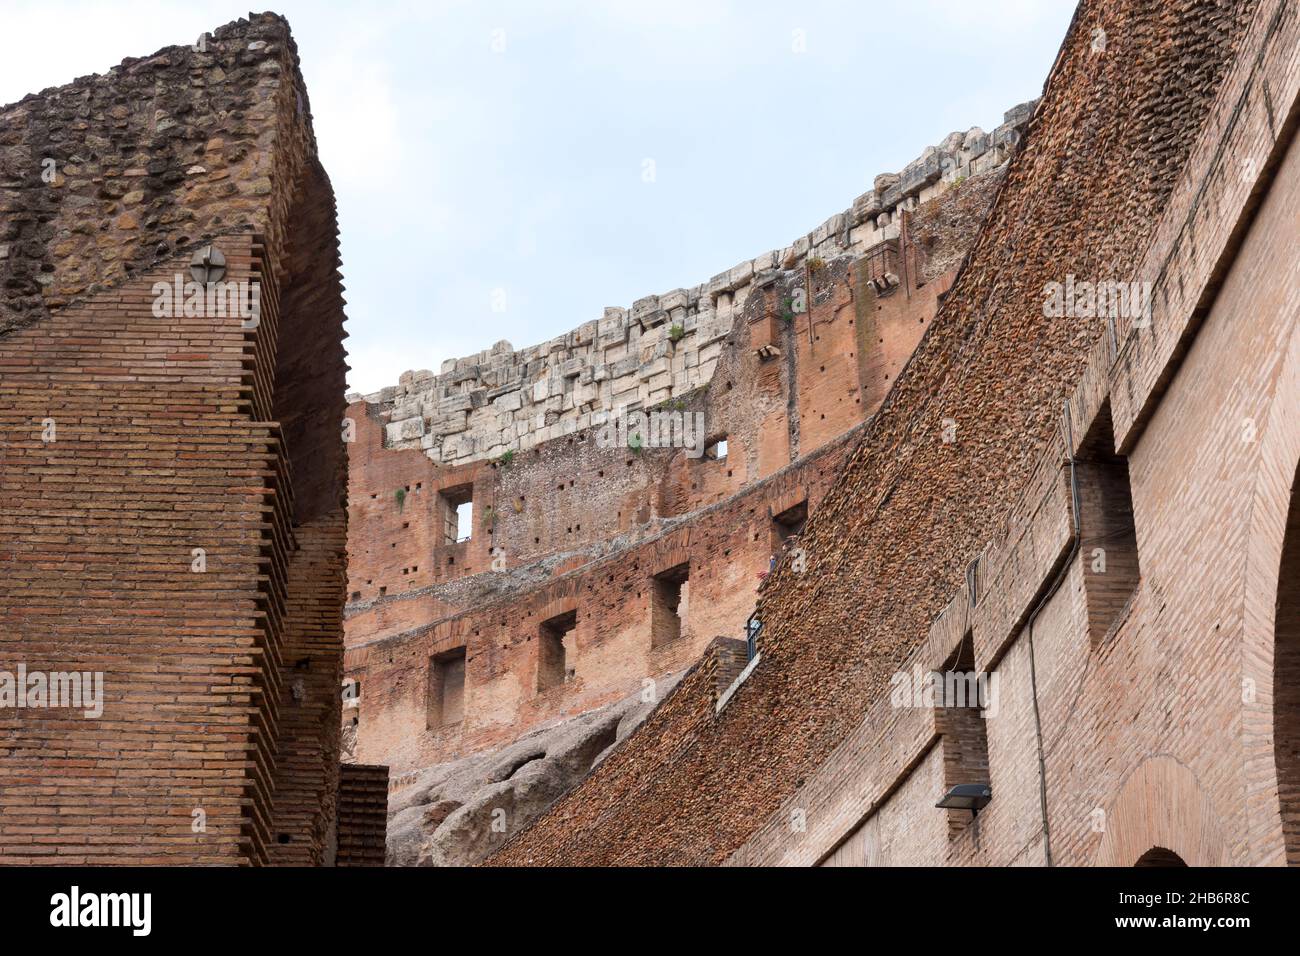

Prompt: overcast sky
[{"left": 0, "top": 1, "right": 1076, "bottom": 394}]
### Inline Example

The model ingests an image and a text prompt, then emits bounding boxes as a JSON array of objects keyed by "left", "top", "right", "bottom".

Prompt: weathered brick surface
[
  {"left": 0, "top": 15, "right": 368, "bottom": 865},
  {"left": 341, "top": 174, "right": 1015, "bottom": 777},
  {"left": 491, "top": 0, "right": 1260, "bottom": 866},
  {"left": 0, "top": 18, "right": 291, "bottom": 334},
  {"left": 342, "top": 173, "right": 1004, "bottom": 773},
  {"left": 346, "top": 426, "right": 863, "bottom": 773},
  {"left": 335, "top": 763, "right": 389, "bottom": 866},
  {"left": 731, "top": 0, "right": 1300, "bottom": 869}
]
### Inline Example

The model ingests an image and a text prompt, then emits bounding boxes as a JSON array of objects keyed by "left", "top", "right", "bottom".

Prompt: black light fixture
[{"left": 936, "top": 783, "right": 992, "bottom": 816}]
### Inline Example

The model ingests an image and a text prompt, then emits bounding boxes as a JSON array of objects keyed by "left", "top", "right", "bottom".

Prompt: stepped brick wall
[
  {"left": 335, "top": 763, "right": 389, "bottom": 866},
  {"left": 0, "top": 14, "right": 376, "bottom": 865}
]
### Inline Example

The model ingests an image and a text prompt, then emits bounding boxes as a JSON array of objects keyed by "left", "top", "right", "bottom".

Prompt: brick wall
[
  {"left": 736, "top": 0, "right": 1300, "bottom": 868},
  {"left": 346, "top": 426, "right": 862, "bottom": 773},
  {"left": 335, "top": 764, "right": 389, "bottom": 866},
  {"left": 490, "top": 0, "right": 1259, "bottom": 866},
  {"left": 0, "top": 15, "right": 357, "bottom": 865},
  {"left": 342, "top": 178, "right": 993, "bottom": 774}
]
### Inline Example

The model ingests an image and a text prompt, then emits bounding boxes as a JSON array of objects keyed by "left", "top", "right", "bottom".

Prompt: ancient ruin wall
[
  {"left": 739, "top": 0, "right": 1300, "bottom": 866},
  {"left": 342, "top": 156, "right": 1012, "bottom": 789},
  {"left": 343, "top": 126, "right": 1019, "bottom": 617},
  {"left": 490, "top": 0, "right": 1258, "bottom": 866},
  {"left": 355, "top": 108, "right": 1032, "bottom": 469},
  {"left": 0, "top": 21, "right": 292, "bottom": 334},
  {"left": 0, "top": 15, "right": 363, "bottom": 865}
]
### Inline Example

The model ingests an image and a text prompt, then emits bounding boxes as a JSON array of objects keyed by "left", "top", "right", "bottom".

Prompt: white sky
[{"left": 0, "top": 1, "right": 1077, "bottom": 394}]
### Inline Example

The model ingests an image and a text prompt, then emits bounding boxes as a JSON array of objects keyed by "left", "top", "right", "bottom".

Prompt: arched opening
[
  {"left": 1275, "top": 457, "right": 1300, "bottom": 865},
  {"left": 1134, "top": 846, "right": 1187, "bottom": 867}
]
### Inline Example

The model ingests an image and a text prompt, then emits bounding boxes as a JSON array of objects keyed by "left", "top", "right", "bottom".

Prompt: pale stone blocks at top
[{"left": 360, "top": 103, "right": 1036, "bottom": 465}]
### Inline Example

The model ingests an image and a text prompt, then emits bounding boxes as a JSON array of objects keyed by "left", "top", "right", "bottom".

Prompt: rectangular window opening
[
  {"left": 771, "top": 500, "right": 808, "bottom": 551},
  {"left": 1077, "top": 404, "right": 1141, "bottom": 646},
  {"left": 428, "top": 647, "right": 467, "bottom": 729},
  {"left": 537, "top": 610, "right": 577, "bottom": 693},
  {"left": 440, "top": 483, "right": 474, "bottom": 545},
  {"left": 651, "top": 563, "right": 690, "bottom": 648},
  {"left": 936, "top": 635, "right": 990, "bottom": 836}
]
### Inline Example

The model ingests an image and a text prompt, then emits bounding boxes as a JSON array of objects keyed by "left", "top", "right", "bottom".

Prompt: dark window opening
[
  {"left": 771, "top": 500, "right": 808, "bottom": 551},
  {"left": 651, "top": 563, "right": 689, "bottom": 648},
  {"left": 428, "top": 647, "right": 467, "bottom": 729},
  {"left": 935, "top": 635, "right": 990, "bottom": 836},
  {"left": 1077, "top": 404, "right": 1141, "bottom": 646},
  {"left": 537, "top": 610, "right": 577, "bottom": 692},
  {"left": 705, "top": 437, "right": 728, "bottom": 460}
]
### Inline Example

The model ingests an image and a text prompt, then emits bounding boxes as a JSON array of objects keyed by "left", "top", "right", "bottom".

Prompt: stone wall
[
  {"left": 343, "top": 161, "right": 1005, "bottom": 783},
  {"left": 489, "top": 0, "right": 1262, "bottom": 866},
  {"left": 353, "top": 106, "right": 1032, "bottom": 469},
  {"left": 0, "top": 18, "right": 292, "bottom": 334}
]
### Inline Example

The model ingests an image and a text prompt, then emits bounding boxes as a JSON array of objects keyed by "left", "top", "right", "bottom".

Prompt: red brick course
[{"left": 0, "top": 15, "right": 372, "bottom": 865}]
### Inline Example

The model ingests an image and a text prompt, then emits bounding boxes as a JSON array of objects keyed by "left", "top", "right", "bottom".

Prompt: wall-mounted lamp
[{"left": 936, "top": 783, "right": 992, "bottom": 817}]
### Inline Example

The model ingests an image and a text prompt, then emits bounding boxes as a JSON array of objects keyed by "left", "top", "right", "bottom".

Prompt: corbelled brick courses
[{"left": 0, "top": 14, "right": 371, "bottom": 865}]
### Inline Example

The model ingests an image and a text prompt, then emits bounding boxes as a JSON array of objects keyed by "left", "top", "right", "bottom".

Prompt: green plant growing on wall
[
  {"left": 497, "top": 449, "right": 514, "bottom": 468},
  {"left": 807, "top": 256, "right": 827, "bottom": 275},
  {"left": 668, "top": 322, "right": 685, "bottom": 343},
  {"left": 779, "top": 296, "right": 797, "bottom": 322},
  {"left": 394, "top": 488, "right": 406, "bottom": 511},
  {"left": 627, "top": 432, "right": 644, "bottom": 454}
]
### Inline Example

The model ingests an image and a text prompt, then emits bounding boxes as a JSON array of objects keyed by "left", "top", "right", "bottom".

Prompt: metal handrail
[{"left": 745, "top": 612, "right": 762, "bottom": 661}]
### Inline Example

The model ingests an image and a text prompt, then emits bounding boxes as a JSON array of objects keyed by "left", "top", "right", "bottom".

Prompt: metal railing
[{"left": 745, "top": 612, "right": 762, "bottom": 661}]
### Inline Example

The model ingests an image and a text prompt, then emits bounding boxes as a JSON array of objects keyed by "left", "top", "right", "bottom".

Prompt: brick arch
[
  {"left": 1240, "top": 307, "right": 1300, "bottom": 865},
  {"left": 534, "top": 595, "right": 580, "bottom": 630},
  {"left": 652, "top": 539, "right": 693, "bottom": 577},
  {"left": 1092, "top": 756, "right": 1226, "bottom": 866},
  {"left": 1134, "top": 846, "right": 1188, "bottom": 867}
]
